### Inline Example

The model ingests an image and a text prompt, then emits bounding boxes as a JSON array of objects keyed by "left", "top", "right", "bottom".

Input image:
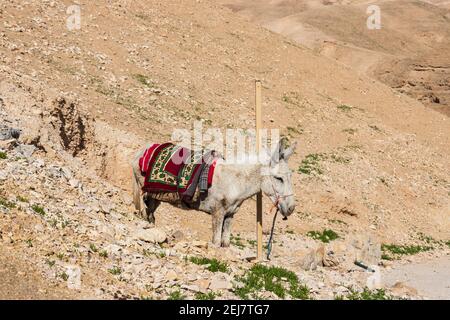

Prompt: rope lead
[{"left": 266, "top": 208, "right": 279, "bottom": 260}]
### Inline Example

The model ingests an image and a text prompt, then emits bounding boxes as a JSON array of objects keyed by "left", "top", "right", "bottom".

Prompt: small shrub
[
  {"left": 298, "top": 153, "right": 324, "bottom": 175},
  {"left": 230, "top": 234, "right": 245, "bottom": 249},
  {"left": 342, "top": 128, "right": 357, "bottom": 135},
  {"left": 381, "top": 244, "right": 432, "bottom": 258},
  {"left": 381, "top": 254, "right": 393, "bottom": 261},
  {"left": 0, "top": 197, "right": 16, "bottom": 209},
  {"left": 133, "top": 74, "right": 156, "bottom": 88},
  {"left": 168, "top": 290, "right": 186, "bottom": 300},
  {"left": 99, "top": 250, "right": 108, "bottom": 258},
  {"left": 337, "top": 104, "right": 352, "bottom": 111},
  {"left": 16, "top": 195, "right": 29, "bottom": 203},
  {"left": 307, "top": 229, "right": 339, "bottom": 243},
  {"left": 0, "top": 151, "right": 7, "bottom": 159},
  {"left": 235, "top": 264, "right": 309, "bottom": 300},
  {"left": 31, "top": 205, "right": 46, "bottom": 216},
  {"left": 60, "top": 272, "right": 69, "bottom": 281},
  {"left": 346, "top": 288, "right": 392, "bottom": 300},
  {"left": 286, "top": 126, "right": 303, "bottom": 137},
  {"left": 89, "top": 243, "right": 98, "bottom": 253},
  {"left": 108, "top": 266, "right": 122, "bottom": 275},
  {"left": 45, "top": 259, "right": 56, "bottom": 267},
  {"left": 195, "top": 292, "right": 217, "bottom": 300},
  {"left": 189, "top": 257, "right": 228, "bottom": 273}
]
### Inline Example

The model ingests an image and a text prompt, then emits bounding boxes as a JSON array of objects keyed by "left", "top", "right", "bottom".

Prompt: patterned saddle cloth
[{"left": 139, "top": 143, "right": 218, "bottom": 204}]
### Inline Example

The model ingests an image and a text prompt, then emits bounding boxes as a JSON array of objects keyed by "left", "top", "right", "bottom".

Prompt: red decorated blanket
[{"left": 139, "top": 143, "right": 217, "bottom": 202}]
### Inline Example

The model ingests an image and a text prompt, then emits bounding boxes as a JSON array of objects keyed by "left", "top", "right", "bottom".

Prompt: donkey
[{"left": 132, "top": 139, "right": 297, "bottom": 247}]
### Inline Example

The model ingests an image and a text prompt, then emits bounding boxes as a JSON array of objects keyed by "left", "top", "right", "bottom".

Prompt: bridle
[{"left": 267, "top": 179, "right": 293, "bottom": 219}]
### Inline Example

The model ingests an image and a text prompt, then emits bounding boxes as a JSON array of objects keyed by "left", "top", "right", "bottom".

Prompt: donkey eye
[{"left": 275, "top": 176, "right": 283, "bottom": 183}]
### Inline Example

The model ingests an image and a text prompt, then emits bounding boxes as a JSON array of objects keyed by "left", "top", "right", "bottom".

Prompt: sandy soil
[{"left": 383, "top": 255, "right": 450, "bottom": 299}]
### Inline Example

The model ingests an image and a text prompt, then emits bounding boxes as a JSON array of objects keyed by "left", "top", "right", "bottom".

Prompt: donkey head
[{"left": 261, "top": 138, "right": 297, "bottom": 218}]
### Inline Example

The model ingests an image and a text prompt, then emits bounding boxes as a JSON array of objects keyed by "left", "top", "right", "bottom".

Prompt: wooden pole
[{"left": 255, "top": 80, "right": 263, "bottom": 261}]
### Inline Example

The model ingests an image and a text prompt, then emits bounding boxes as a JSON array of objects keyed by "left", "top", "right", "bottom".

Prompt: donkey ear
[
  {"left": 270, "top": 138, "right": 282, "bottom": 164},
  {"left": 281, "top": 141, "right": 297, "bottom": 160}
]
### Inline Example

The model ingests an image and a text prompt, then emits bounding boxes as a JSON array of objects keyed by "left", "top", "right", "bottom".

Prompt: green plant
[
  {"left": 230, "top": 234, "right": 245, "bottom": 249},
  {"left": 0, "top": 151, "right": 7, "bottom": 159},
  {"left": 89, "top": 243, "right": 98, "bottom": 253},
  {"left": 234, "top": 264, "right": 309, "bottom": 300},
  {"left": 25, "top": 239, "right": 33, "bottom": 248},
  {"left": 337, "top": 104, "right": 352, "bottom": 111},
  {"left": 133, "top": 74, "right": 156, "bottom": 88},
  {"left": 342, "top": 128, "right": 357, "bottom": 135},
  {"left": 330, "top": 154, "right": 350, "bottom": 164},
  {"left": 50, "top": 219, "right": 58, "bottom": 228},
  {"left": 298, "top": 153, "right": 324, "bottom": 175},
  {"left": 31, "top": 204, "right": 46, "bottom": 216},
  {"left": 307, "top": 229, "right": 339, "bottom": 243},
  {"left": 195, "top": 292, "right": 217, "bottom": 300},
  {"left": 16, "top": 195, "right": 29, "bottom": 203},
  {"left": 168, "top": 290, "right": 186, "bottom": 300},
  {"left": 346, "top": 288, "right": 392, "bottom": 300},
  {"left": 45, "top": 259, "right": 56, "bottom": 267},
  {"left": 189, "top": 257, "right": 228, "bottom": 273},
  {"left": 445, "top": 241, "right": 450, "bottom": 249},
  {"left": 286, "top": 126, "right": 303, "bottom": 137},
  {"left": 381, "top": 254, "right": 392, "bottom": 261},
  {"left": 382, "top": 244, "right": 432, "bottom": 257},
  {"left": 60, "top": 272, "right": 69, "bottom": 281},
  {"left": 108, "top": 266, "right": 122, "bottom": 275},
  {"left": 99, "top": 250, "right": 108, "bottom": 258},
  {"left": 247, "top": 239, "right": 256, "bottom": 247},
  {"left": 0, "top": 197, "right": 16, "bottom": 209}
]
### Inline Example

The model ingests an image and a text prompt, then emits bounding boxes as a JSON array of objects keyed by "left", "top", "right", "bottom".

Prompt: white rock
[
  {"left": 136, "top": 228, "right": 167, "bottom": 244},
  {"left": 209, "top": 274, "right": 233, "bottom": 291}
]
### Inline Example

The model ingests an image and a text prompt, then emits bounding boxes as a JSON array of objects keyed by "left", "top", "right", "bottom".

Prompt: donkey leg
[
  {"left": 221, "top": 213, "right": 234, "bottom": 247},
  {"left": 144, "top": 197, "right": 160, "bottom": 225},
  {"left": 211, "top": 209, "right": 226, "bottom": 247}
]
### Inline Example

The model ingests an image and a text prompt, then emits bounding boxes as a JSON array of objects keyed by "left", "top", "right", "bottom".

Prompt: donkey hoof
[
  {"left": 209, "top": 241, "right": 221, "bottom": 249},
  {"left": 221, "top": 241, "right": 231, "bottom": 248}
]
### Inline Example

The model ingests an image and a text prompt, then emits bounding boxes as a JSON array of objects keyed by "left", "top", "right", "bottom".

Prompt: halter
[{"left": 267, "top": 180, "right": 293, "bottom": 216}]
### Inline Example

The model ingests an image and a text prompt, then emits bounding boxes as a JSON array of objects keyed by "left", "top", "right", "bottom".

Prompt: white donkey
[{"left": 132, "top": 139, "right": 297, "bottom": 247}]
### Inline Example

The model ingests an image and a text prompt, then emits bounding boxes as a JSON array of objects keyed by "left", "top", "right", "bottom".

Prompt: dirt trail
[{"left": 383, "top": 255, "right": 450, "bottom": 299}]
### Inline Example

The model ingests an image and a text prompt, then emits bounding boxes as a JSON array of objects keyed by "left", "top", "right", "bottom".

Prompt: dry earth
[
  {"left": 0, "top": 0, "right": 449, "bottom": 299},
  {"left": 219, "top": 0, "right": 450, "bottom": 116}
]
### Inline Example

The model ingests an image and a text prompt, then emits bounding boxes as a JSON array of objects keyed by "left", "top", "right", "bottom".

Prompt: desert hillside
[
  {"left": 219, "top": 0, "right": 450, "bottom": 116},
  {"left": 0, "top": 0, "right": 449, "bottom": 299}
]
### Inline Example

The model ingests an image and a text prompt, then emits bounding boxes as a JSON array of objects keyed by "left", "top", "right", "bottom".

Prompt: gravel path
[{"left": 383, "top": 255, "right": 450, "bottom": 300}]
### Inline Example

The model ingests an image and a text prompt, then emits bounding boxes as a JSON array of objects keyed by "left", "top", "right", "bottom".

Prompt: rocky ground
[
  {"left": 0, "top": 0, "right": 449, "bottom": 300},
  {"left": 1, "top": 127, "right": 449, "bottom": 299}
]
